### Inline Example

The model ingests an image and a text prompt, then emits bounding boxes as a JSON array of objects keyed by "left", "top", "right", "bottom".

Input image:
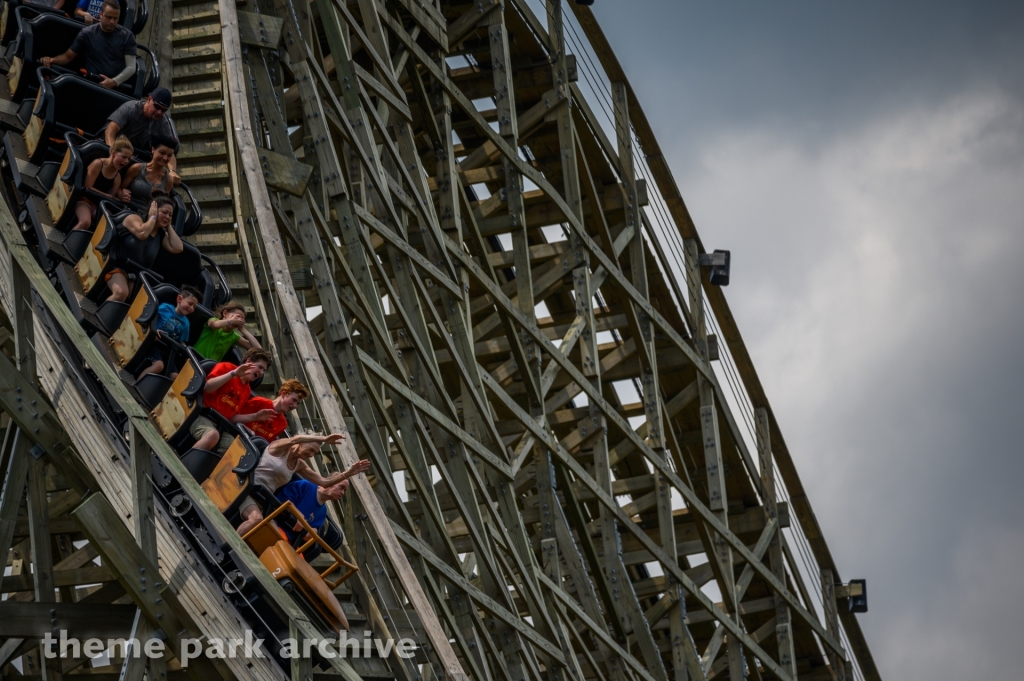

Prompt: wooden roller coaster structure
[{"left": 0, "top": 0, "right": 880, "bottom": 680}]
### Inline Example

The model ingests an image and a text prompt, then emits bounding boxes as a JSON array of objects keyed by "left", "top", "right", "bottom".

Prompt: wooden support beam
[
  {"left": 821, "top": 569, "right": 850, "bottom": 681},
  {"left": 0, "top": 602, "right": 137, "bottom": 637},
  {"left": 238, "top": 10, "right": 283, "bottom": 48},
  {"left": 126, "top": 422, "right": 166, "bottom": 681},
  {"left": 447, "top": 0, "right": 499, "bottom": 47},
  {"left": 71, "top": 493, "right": 227, "bottom": 681},
  {"left": 219, "top": 0, "right": 468, "bottom": 673},
  {"left": 255, "top": 144, "right": 314, "bottom": 196},
  {"left": 568, "top": 6, "right": 879, "bottom": 679},
  {"left": 685, "top": 236, "right": 742, "bottom": 681},
  {"left": 0, "top": 428, "right": 31, "bottom": 579},
  {"left": 117, "top": 609, "right": 150, "bottom": 681},
  {"left": 758, "top": 407, "right": 797, "bottom": 678},
  {"left": 290, "top": 619, "right": 313, "bottom": 681}
]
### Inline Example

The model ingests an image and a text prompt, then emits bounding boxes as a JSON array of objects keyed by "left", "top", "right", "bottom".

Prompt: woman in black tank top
[
  {"left": 71, "top": 136, "right": 135, "bottom": 231},
  {"left": 104, "top": 195, "right": 184, "bottom": 303},
  {"left": 122, "top": 134, "right": 181, "bottom": 205}
]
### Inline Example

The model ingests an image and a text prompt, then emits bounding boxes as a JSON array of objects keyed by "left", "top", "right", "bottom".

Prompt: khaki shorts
[
  {"left": 189, "top": 415, "right": 235, "bottom": 453},
  {"left": 238, "top": 496, "right": 260, "bottom": 517}
]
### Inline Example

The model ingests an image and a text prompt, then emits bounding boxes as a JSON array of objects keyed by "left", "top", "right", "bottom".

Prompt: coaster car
[
  {"left": 153, "top": 407, "right": 356, "bottom": 635},
  {"left": 20, "top": 131, "right": 110, "bottom": 264},
  {"left": 24, "top": 133, "right": 203, "bottom": 264},
  {"left": 242, "top": 501, "right": 356, "bottom": 632},
  {"left": 5, "top": 7, "right": 157, "bottom": 101},
  {"left": 149, "top": 342, "right": 204, "bottom": 440},
  {"left": 53, "top": 200, "right": 229, "bottom": 335},
  {"left": 1, "top": 0, "right": 149, "bottom": 47},
  {"left": 152, "top": 422, "right": 261, "bottom": 563},
  {"left": 15, "top": 68, "right": 132, "bottom": 166},
  {"left": 0, "top": 0, "right": 57, "bottom": 48}
]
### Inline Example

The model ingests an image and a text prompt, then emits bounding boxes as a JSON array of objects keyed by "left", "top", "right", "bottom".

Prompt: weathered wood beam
[
  {"left": 70, "top": 494, "right": 225, "bottom": 681},
  {"left": 0, "top": 603, "right": 137, "bottom": 638},
  {"left": 220, "top": 0, "right": 468, "bottom": 672},
  {"left": 758, "top": 407, "right": 797, "bottom": 678}
]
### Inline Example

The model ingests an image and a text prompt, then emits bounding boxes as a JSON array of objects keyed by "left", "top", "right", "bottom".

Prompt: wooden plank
[
  {"left": 0, "top": 429, "right": 30, "bottom": 585},
  {"left": 26, "top": 459, "right": 59, "bottom": 681},
  {"left": 238, "top": 10, "right": 283, "bottom": 48},
  {"left": 386, "top": 0, "right": 447, "bottom": 51},
  {"left": 255, "top": 144, "right": 313, "bottom": 197},
  {"left": 70, "top": 494, "right": 227, "bottom": 681},
  {"left": 821, "top": 569, "right": 849, "bottom": 681},
  {"left": 0, "top": 603, "right": 137, "bottom": 637},
  {"left": 128, "top": 424, "right": 156, "bottom": 566},
  {"left": 290, "top": 619, "right": 313, "bottom": 681},
  {"left": 217, "top": 0, "right": 467, "bottom": 673},
  {"left": 758, "top": 407, "right": 797, "bottom": 678},
  {"left": 566, "top": 6, "right": 879, "bottom": 679},
  {"left": 1, "top": 565, "right": 115, "bottom": 593},
  {"left": 684, "top": 236, "right": 741, "bottom": 680},
  {"left": 446, "top": 0, "right": 498, "bottom": 46},
  {"left": 12, "top": 516, "right": 78, "bottom": 537}
]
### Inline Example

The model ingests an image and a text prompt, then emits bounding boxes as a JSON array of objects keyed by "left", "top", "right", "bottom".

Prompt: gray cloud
[{"left": 588, "top": 2, "right": 1024, "bottom": 679}]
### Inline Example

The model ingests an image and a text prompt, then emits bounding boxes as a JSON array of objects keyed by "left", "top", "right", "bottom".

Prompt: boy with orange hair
[{"left": 233, "top": 379, "right": 310, "bottom": 442}]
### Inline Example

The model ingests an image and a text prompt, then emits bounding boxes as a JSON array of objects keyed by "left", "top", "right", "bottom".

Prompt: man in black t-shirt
[{"left": 40, "top": 0, "right": 136, "bottom": 89}]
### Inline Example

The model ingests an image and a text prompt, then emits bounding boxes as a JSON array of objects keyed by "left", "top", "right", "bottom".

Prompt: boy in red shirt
[
  {"left": 190, "top": 348, "right": 273, "bottom": 453},
  {"left": 233, "top": 379, "right": 309, "bottom": 442}
]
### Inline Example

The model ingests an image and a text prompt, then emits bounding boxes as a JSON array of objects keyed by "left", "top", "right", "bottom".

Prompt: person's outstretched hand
[
  {"left": 344, "top": 458, "right": 371, "bottom": 479},
  {"left": 322, "top": 433, "right": 347, "bottom": 445}
]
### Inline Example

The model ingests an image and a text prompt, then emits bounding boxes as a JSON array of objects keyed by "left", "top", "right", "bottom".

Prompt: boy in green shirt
[{"left": 193, "top": 301, "right": 260, "bottom": 361}]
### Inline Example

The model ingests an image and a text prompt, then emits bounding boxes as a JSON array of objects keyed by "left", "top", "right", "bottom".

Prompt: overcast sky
[{"left": 586, "top": 2, "right": 1024, "bottom": 679}]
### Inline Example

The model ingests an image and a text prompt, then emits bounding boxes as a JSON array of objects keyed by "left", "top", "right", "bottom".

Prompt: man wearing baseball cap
[{"left": 105, "top": 88, "right": 177, "bottom": 170}]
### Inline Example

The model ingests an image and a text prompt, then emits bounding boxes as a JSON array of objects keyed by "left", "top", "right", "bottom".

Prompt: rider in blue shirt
[
  {"left": 275, "top": 477, "right": 347, "bottom": 560},
  {"left": 137, "top": 285, "right": 198, "bottom": 379},
  {"left": 75, "top": 0, "right": 105, "bottom": 23}
]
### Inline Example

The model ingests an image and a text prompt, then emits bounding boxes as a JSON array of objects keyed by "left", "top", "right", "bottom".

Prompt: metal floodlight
[
  {"left": 848, "top": 579, "right": 868, "bottom": 613},
  {"left": 573, "top": 0, "right": 595, "bottom": 5},
  {"left": 698, "top": 249, "right": 731, "bottom": 286}
]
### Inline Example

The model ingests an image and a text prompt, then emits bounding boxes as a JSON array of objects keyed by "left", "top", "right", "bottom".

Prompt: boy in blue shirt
[
  {"left": 75, "top": 0, "right": 104, "bottom": 23},
  {"left": 137, "top": 285, "right": 199, "bottom": 379},
  {"left": 275, "top": 477, "right": 347, "bottom": 561}
]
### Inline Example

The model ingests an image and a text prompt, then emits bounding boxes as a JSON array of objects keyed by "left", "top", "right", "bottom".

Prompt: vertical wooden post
[
  {"left": 820, "top": 569, "right": 848, "bottom": 681},
  {"left": 130, "top": 423, "right": 156, "bottom": 566},
  {"left": 685, "top": 238, "right": 741, "bottom": 681},
  {"left": 9, "top": 246, "right": 60, "bottom": 679},
  {"left": 10, "top": 255, "right": 35, "bottom": 383},
  {"left": 491, "top": 2, "right": 540, "bottom": 404},
  {"left": 290, "top": 619, "right": 312, "bottom": 681},
  {"left": 26, "top": 454, "right": 54, "bottom": 601},
  {"left": 123, "top": 422, "right": 166, "bottom": 681},
  {"left": 117, "top": 609, "right": 149, "bottom": 681},
  {"left": 611, "top": 80, "right": 663, "bottom": 452},
  {"left": 0, "top": 426, "right": 29, "bottom": 580},
  {"left": 757, "top": 408, "right": 796, "bottom": 678},
  {"left": 548, "top": 0, "right": 582, "bottom": 218}
]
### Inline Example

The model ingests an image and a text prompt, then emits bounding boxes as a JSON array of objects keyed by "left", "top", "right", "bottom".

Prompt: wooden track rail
[{"left": 0, "top": 1, "right": 879, "bottom": 680}]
